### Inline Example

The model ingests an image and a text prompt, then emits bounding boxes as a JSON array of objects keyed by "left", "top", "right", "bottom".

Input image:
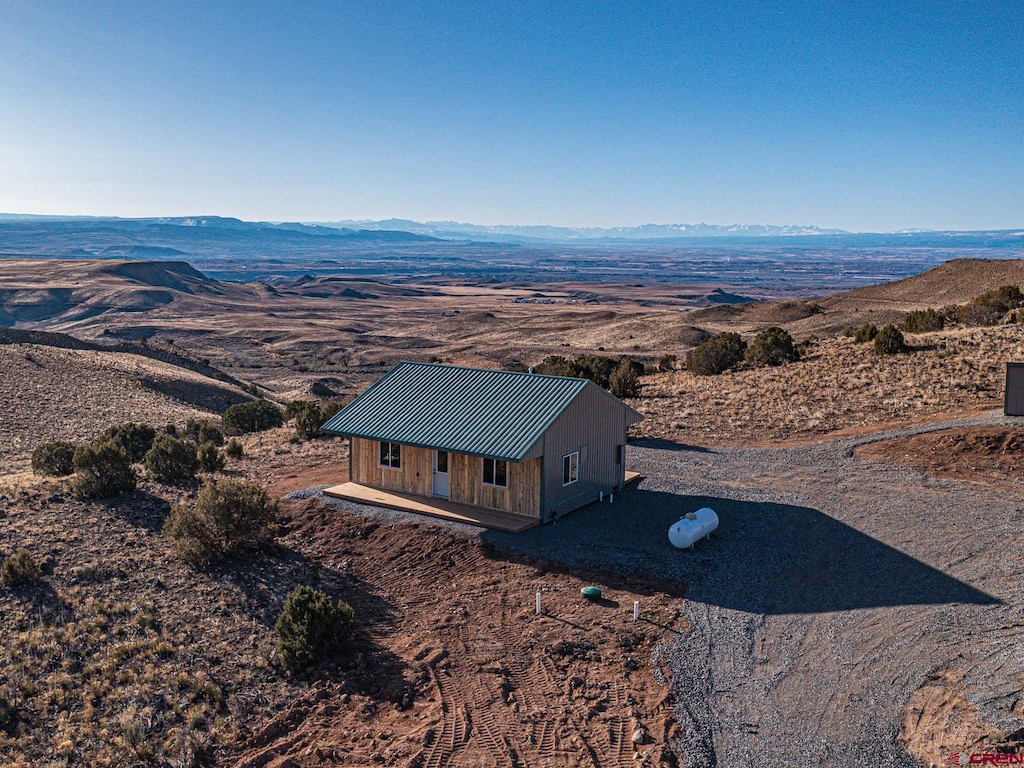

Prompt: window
[
  {"left": 379, "top": 441, "right": 401, "bottom": 469},
  {"left": 482, "top": 457, "right": 507, "bottom": 488},
  {"left": 562, "top": 452, "right": 579, "bottom": 486}
]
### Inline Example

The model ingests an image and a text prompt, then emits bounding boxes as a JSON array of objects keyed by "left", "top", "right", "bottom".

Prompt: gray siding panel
[
  {"left": 1006, "top": 363, "right": 1024, "bottom": 416},
  {"left": 541, "top": 383, "right": 629, "bottom": 522}
]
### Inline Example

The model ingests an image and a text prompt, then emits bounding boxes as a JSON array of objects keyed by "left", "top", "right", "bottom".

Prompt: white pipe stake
[
  {"left": 536, "top": 592, "right": 542, "bottom": 615},
  {"left": 633, "top": 601, "right": 639, "bottom": 621},
  {"left": 600, "top": 490, "right": 604, "bottom": 502},
  {"left": 609, "top": 493, "right": 614, "bottom": 503}
]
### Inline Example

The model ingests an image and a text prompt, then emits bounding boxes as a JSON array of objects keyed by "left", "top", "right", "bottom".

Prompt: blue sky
[{"left": 1, "top": 1, "right": 1021, "bottom": 231}]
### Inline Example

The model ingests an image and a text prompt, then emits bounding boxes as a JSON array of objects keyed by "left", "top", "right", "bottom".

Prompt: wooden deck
[
  {"left": 624, "top": 470, "right": 642, "bottom": 486},
  {"left": 323, "top": 482, "right": 540, "bottom": 532}
]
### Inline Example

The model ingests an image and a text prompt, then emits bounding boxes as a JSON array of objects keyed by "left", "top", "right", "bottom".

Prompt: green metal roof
[{"left": 322, "top": 361, "right": 630, "bottom": 462}]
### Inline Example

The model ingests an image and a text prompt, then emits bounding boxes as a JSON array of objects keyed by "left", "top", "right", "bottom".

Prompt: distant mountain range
[
  {"left": 0, "top": 213, "right": 1021, "bottom": 288},
  {"left": 318, "top": 219, "right": 849, "bottom": 241},
  {"left": 0, "top": 215, "right": 443, "bottom": 262}
]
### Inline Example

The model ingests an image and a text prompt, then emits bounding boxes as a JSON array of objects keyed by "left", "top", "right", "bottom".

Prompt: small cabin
[{"left": 321, "top": 361, "right": 643, "bottom": 523}]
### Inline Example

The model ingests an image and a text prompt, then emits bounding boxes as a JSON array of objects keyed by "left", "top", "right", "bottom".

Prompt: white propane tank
[{"left": 669, "top": 507, "right": 719, "bottom": 549}]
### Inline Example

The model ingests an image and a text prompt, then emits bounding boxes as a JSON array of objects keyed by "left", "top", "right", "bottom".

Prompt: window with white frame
[
  {"left": 482, "top": 457, "right": 507, "bottom": 488},
  {"left": 562, "top": 451, "right": 579, "bottom": 486},
  {"left": 379, "top": 441, "right": 401, "bottom": 469}
]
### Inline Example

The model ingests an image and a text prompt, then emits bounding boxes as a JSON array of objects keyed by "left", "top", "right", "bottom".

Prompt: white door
[{"left": 432, "top": 450, "right": 450, "bottom": 498}]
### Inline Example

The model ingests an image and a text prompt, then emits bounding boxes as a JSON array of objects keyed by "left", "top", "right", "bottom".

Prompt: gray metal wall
[
  {"left": 1006, "top": 363, "right": 1024, "bottom": 416},
  {"left": 539, "top": 384, "right": 629, "bottom": 522}
]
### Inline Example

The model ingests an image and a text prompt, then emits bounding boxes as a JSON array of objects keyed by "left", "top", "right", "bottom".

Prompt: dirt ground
[
  {"left": 232, "top": 499, "right": 685, "bottom": 768},
  {"left": 855, "top": 425, "right": 1024, "bottom": 487},
  {"left": 0, "top": 461, "right": 684, "bottom": 768}
]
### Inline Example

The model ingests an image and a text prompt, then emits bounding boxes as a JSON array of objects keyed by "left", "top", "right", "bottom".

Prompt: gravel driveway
[
  {"left": 302, "top": 410, "right": 1024, "bottom": 766},
  {"left": 495, "top": 411, "right": 1024, "bottom": 766}
]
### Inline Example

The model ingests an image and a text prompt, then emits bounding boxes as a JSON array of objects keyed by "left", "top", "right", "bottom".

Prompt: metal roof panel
[{"left": 321, "top": 361, "right": 626, "bottom": 461}]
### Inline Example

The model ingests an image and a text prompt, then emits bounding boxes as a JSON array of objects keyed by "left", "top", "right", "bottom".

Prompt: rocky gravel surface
[{"left": 299, "top": 410, "right": 1024, "bottom": 766}]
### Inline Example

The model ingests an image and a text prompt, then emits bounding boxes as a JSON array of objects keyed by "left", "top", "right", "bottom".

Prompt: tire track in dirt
[
  {"left": 253, "top": 500, "right": 682, "bottom": 768},
  {"left": 420, "top": 664, "right": 464, "bottom": 768}
]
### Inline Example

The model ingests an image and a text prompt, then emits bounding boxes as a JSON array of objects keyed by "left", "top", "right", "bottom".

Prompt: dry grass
[
  {"left": 0, "top": 477, "right": 301, "bottom": 767},
  {"left": 632, "top": 324, "right": 1019, "bottom": 446},
  {"left": 0, "top": 344, "right": 246, "bottom": 474}
]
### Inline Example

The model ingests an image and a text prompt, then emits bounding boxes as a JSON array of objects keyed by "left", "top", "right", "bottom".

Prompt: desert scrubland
[{"left": 2, "top": 255, "right": 1024, "bottom": 766}]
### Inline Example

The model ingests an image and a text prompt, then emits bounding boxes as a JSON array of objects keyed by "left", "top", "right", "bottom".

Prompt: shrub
[
  {"left": 31, "top": 441, "right": 76, "bottom": 476},
  {"left": 575, "top": 355, "right": 620, "bottom": 388},
  {"left": 284, "top": 400, "right": 309, "bottom": 419},
  {"left": 959, "top": 285, "right": 1023, "bottom": 326},
  {"left": 532, "top": 354, "right": 619, "bottom": 388},
  {"left": 224, "top": 438, "right": 244, "bottom": 459},
  {"left": 275, "top": 585, "right": 355, "bottom": 675},
  {"left": 685, "top": 333, "right": 747, "bottom": 375},
  {"left": 657, "top": 354, "right": 677, "bottom": 372},
  {"left": 0, "top": 693, "right": 16, "bottom": 736},
  {"left": 197, "top": 442, "right": 225, "bottom": 473},
  {"left": 183, "top": 418, "right": 224, "bottom": 446},
  {"left": 222, "top": 400, "right": 284, "bottom": 435},
  {"left": 531, "top": 354, "right": 645, "bottom": 392},
  {"left": 320, "top": 399, "right": 345, "bottom": 423},
  {"left": 745, "top": 326, "right": 799, "bottom": 367},
  {"left": 990, "top": 284, "right": 1023, "bottom": 308},
  {"left": 873, "top": 325, "right": 907, "bottom": 355},
  {"left": 72, "top": 442, "right": 137, "bottom": 499},
  {"left": 1, "top": 549, "right": 42, "bottom": 587},
  {"left": 144, "top": 434, "right": 199, "bottom": 483},
  {"left": 608, "top": 359, "right": 642, "bottom": 398},
  {"left": 164, "top": 478, "right": 279, "bottom": 565},
  {"left": 853, "top": 323, "right": 878, "bottom": 343},
  {"left": 293, "top": 401, "right": 324, "bottom": 440},
  {"left": 99, "top": 423, "right": 157, "bottom": 462},
  {"left": 903, "top": 308, "right": 945, "bottom": 333}
]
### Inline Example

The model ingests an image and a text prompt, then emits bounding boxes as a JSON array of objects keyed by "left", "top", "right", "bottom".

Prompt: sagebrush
[
  {"left": 31, "top": 441, "right": 76, "bottom": 477},
  {"left": 276, "top": 585, "right": 355, "bottom": 674},
  {"left": 686, "top": 332, "right": 747, "bottom": 375},
  {"left": 144, "top": 434, "right": 199, "bottom": 483},
  {"left": 164, "top": 478, "right": 279, "bottom": 565},
  {"left": 1, "top": 549, "right": 42, "bottom": 587},
  {"left": 72, "top": 442, "right": 137, "bottom": 499}
]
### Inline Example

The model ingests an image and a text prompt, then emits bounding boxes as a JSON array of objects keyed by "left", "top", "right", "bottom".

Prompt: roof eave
[{"left": 322, "top": 428, "right": 529, "bottom": 463}]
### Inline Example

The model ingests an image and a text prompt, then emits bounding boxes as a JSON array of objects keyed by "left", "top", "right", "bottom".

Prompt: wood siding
[
  {"left": 350, "top": 438, "right": 542, "bottom": 517},
  {"left": 448, "top": 454, "right": 542, "bottom": 517},
  {"left": 350, "top": 437, "right": 432, "bottom": 497}
]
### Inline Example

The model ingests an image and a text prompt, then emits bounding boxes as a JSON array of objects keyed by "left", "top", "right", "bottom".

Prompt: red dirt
[
  {"left": 268, "top": 461, "right": 350, "bottom": 497},
  {"left": 230, "top": 499, "right": 686, "bottom": 768},
  {"left": 855, "top": 426, "right": 1024, "bottom": 487}
]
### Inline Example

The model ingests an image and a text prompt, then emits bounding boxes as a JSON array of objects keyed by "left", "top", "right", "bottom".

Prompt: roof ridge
[{"left": 394, "top": 359, "right": 590, "bottom": 385}]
